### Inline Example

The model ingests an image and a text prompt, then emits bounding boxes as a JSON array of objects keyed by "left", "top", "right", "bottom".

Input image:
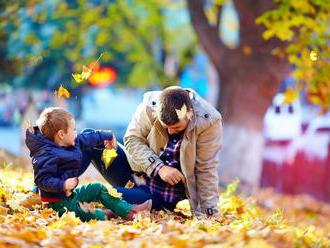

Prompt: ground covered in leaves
[{"left": 0, "top": 165, "right": 329, "bottom": 248}]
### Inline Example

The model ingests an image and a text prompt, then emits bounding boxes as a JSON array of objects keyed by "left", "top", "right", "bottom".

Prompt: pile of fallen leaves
[{"left": 0, "top": 165, "right": 329, "bottom": 248}]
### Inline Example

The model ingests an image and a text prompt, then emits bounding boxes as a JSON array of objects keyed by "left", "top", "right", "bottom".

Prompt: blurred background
[{"left": 0, "top": 0, "right": 329, "bottom": 202}]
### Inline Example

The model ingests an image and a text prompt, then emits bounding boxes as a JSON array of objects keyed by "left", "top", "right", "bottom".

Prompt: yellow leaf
[
  {"left": 81, "top": 65, "right": 92, "bottom": 80},
  {"left": 175, "top": 104, "right": 187, "bottom": 120},
  {"left": 174, "top": 199, "right": 192, "bottom": 217},
  {"left": 59, "top": 231, "right": 82, "bottom": 248},
  {"left": 101, "top": 148, "right": 118, "bottom": 169},
  {"left": 19, "top": 192, "right": 40, "bottom": 209},
  {"left": 72, "top": 53, "right": 104, "bottom": 84},
  {"left": 72, "top": 73, "right": 83, "bottom": 83},
  {"left": 282, "top": 87, "right": 298, "bottom": 104},
  {"left": 50, "top": 211, "right": 81, "bottom": 229},
  {"left": 0, "top": 206, "right": 8, "bottom": 215},
  {"left": 310, "top": 51, "right": 318, "bottom": 61},
  {"left": 169, "top": 236, "right": 189, "bottom": 248},
  {"left": 125, "top": 180, "right": 135, "bottom": 189},
  {"left": 246, "top": 239, "right": 276, "bottom": 248},
  {"left": 55, "top": 85, "right": 71, "bottom": 98},
  {"left": 9, "top": 229, "right": 47, "bottom": 244},
  {"left": 107, "top": 186, "right": 122, "bottom": 199},
  {"left": 119, "top": 227, "right": 140, "bottom": 240}
]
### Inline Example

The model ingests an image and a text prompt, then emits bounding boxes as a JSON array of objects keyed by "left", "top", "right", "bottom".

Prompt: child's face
[{"left": 62, "top": 119, "right": 77, "bottom": 147}]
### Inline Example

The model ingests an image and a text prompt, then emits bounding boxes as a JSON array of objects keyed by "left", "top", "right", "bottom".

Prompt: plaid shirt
[{"left": 146, "top": 132, "right": 186, "bottom": 204}]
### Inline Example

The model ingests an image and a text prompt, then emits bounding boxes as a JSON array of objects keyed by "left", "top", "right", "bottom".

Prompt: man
[
  {"left": 124, "top": 86, "right": 223, "bottom": 216},
  {"left": 22, "top": 86, "right": 222, "bottom": 216}
]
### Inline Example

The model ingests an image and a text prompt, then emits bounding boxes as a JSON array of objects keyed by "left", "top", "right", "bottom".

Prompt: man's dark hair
[{"left": 158, "top": 87, "right": 193, "bottom": 125}]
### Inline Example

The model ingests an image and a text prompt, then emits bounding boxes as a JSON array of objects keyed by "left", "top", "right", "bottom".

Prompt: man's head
[
  {"left": 158, "top": 86, "right": 193, "bottom": 135},
  {"left": 37, "top": 107, "right": 76, "bottom": 147}
]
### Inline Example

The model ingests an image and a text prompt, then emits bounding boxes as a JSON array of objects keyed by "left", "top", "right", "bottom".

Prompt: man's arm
[
  {"left": 124, "top": 103, "right": 164, "bottom": 176},
  {"left": 195, "top": 118, "right": 223, "bottom": 215}
]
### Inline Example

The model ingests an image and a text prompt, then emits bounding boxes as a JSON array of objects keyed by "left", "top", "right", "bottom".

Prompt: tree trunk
[{"left": 187, "top": 0, "right": 291, "bottom": 186}]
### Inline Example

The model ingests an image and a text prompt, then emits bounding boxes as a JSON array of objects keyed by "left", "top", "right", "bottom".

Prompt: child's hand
[
  {"left": 64, "top": 177, "right": 78, "bottom": 191},
  {"left": 104, "top": 135, "right": 117, "bottom": 150}
]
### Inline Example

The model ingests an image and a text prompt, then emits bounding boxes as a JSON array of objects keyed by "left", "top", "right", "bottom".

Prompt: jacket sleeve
[
  {"left": 77, "top": 129, "right": 113, "bottom": 151},
  {"left": 124, "top": 103, "right": 164, "bottom": 176},
  {"left": 34, "top": 154, "right": 66, "bottom": 193},
  {"left": 195, "top": 117, "right": 223, "bottom": 215}
]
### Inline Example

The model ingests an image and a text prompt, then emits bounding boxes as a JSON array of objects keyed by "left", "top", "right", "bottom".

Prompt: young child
[{"left": 25, "top": 107, "right": 151, "bottom": 221}]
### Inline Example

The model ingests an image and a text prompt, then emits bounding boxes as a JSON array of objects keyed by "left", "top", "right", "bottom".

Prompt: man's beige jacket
[{"left": 124, "top": 89, "right": 223, "bottom": 215}]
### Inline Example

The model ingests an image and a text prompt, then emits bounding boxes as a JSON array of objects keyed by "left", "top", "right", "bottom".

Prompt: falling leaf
[
  {"left": 282, "top": 87, "right": 298, "bottom": 104},
  {"left": 72, "top": 53, "right": 104, "bottom": 84},
  {"left": 81, "top": 65, "right": 92, "bottom": 80},
  {"left": 101, "top": 148, "right": 118, "bottom": 169},
  {"left": 54, "top": 85, "right": 71, "bottom": 98},
  {"left": 175, "top": 104, "right": 187, "bottom": 120},
  {"left": 72, "top": 66, "right": 90, "bottom": 84},
  {"left": 125, "top": 180, "right": 135, "bottom": 189},
  {"left": 72, "top": 73, "right": 83, "bottom": 83},
  {"left": 72, "top": 66, "right": 92, "bottom": 83}
]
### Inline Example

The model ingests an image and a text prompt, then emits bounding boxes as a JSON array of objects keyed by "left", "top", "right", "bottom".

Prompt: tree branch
[
  {"left": 215, "top": 4, "right": 222, "bottom": 34},
  {"left": 186, "top": 0, "right": 226, "bottom": 71}
]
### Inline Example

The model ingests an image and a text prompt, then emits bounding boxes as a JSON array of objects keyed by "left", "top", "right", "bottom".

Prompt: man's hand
[
  {"left": 64, "top": 177, "right": 78, "bottom": 191},
  {"left": 158, "top": 165, "right": 185, "bottom": 185},
  {"left": 104, "top": 135, "right": 117, "bottom": 150}
]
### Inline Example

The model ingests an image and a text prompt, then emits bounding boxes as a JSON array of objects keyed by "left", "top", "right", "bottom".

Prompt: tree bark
[
  {"left": 186, "top": 0, "right": 291, "bottom": 186},
  {"left": 187, "top": 0, "right": 290, "bottom": 129}
]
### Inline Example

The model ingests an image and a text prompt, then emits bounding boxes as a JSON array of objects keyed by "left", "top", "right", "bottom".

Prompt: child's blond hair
[{"left": 36, "top": 107, "right": 73, "bottom": 141}]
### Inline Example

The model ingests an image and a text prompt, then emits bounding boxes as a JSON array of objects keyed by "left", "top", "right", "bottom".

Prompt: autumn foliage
[{"left": 0, "top": 164, "right": 329, "bottom": 247}]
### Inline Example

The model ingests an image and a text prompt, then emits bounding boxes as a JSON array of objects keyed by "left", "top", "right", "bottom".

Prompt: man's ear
[{"left": 186, "top": 109, "right": 194, "bottom": 120}]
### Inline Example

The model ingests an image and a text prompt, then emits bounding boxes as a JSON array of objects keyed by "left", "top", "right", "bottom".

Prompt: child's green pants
[{"left": 49, "top": 182, "right": 132, "bottom": 222}]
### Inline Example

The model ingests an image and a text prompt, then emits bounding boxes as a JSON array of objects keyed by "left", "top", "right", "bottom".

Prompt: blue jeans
[
  {"left": 78, "top": 141, "right": 134, "bottom": 187},
  {"left": 78, "top": 141, "right": 177, "bottom": 211},
  {"left": 116, "top": 186, "right": 177, "bottom": 211}
]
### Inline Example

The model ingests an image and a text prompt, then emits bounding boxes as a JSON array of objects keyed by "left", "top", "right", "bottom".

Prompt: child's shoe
[{"left": 125, "top": 199, "right": 152, "bottom": 220}]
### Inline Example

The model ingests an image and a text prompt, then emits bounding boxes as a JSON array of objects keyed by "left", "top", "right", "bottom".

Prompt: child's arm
[
  {"left": 77, "top": 129, "right": 114, "bottom": 150},
  {"left": 34, "top": 155, "right": 66, "bottom": 193}
]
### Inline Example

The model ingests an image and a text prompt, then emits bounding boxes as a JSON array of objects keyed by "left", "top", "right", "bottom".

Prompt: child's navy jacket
[{"left": 25, "top": 127, "right": 113, "bottom": 201}]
